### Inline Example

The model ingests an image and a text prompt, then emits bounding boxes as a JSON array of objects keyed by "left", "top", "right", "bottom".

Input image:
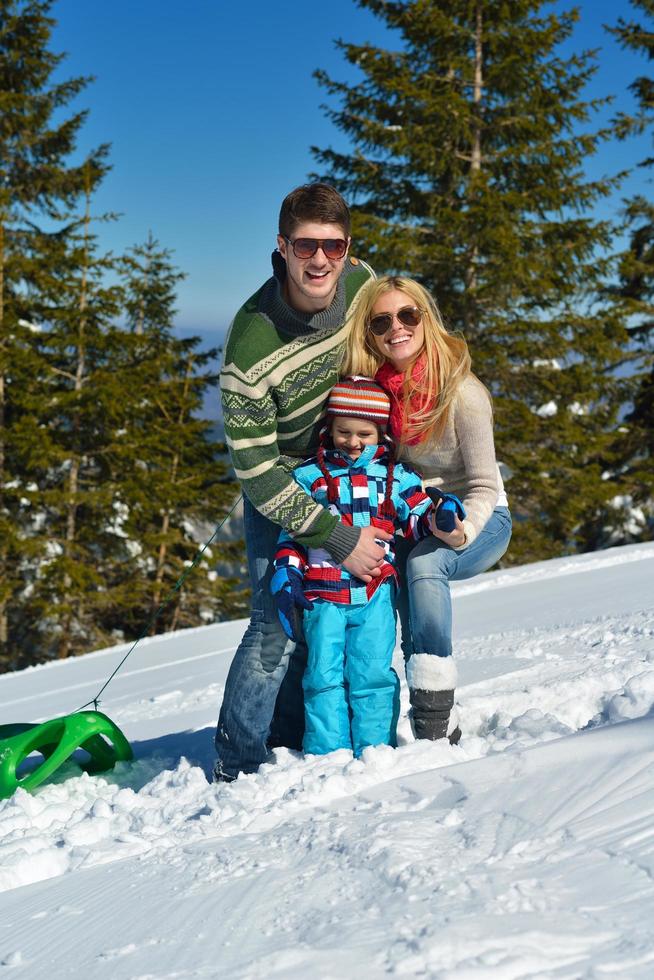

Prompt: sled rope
[{"left": 77, "top": 493, "right": 243, "bottom": 712}]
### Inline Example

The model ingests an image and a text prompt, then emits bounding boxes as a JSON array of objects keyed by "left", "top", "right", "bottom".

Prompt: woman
[{"left": 343, "top": 276, "right": 512, "bottom": 744}]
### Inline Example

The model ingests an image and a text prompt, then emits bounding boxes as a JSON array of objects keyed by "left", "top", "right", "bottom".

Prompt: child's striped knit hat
[
  {"left": 326, "top": 376, "right": 390, "bottom": 429},
  {"left": 320, "top": 376, "right": 396, "bottom": 518}
]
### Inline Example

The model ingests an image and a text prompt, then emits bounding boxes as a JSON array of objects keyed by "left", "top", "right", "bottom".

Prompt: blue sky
[{"left": 51, "top": 0, "right": 651, "bottom": 349}]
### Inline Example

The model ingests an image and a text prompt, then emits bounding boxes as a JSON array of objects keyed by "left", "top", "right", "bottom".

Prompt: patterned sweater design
[{"left": 220, "top": 255, "right": 374, "bottom": 547}]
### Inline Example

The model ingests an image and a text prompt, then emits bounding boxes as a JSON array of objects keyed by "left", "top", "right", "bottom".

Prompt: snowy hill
[{"left": 1, "top": 543, "right": 653, "bottom": 979}]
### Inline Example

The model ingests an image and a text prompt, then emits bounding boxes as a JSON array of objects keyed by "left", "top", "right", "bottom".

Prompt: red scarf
[{"left": 375, "top": 356, "right": 432, "bottom": 446}]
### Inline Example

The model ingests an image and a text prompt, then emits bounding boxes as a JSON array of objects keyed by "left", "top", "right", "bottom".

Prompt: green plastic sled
[{"left": 0, "top": 710, "right": 133, "bottom": 800}]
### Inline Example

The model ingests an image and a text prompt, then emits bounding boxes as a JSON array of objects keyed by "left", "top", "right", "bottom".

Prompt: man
[{"left": 215, "top": 183, "right": 391, "bottom": 781}]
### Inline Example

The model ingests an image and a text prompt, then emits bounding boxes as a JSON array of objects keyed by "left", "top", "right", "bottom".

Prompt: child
[{"left": 270, "top": 376, "right": 435, "bottom": 758}]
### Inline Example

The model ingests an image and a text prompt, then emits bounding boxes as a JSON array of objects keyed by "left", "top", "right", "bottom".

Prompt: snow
[
  {"left": 1, "top": 542, "right": 653, "bottom": 978},
  {"left": 532, "top": 359, "right": 562, "bottom": 370}
]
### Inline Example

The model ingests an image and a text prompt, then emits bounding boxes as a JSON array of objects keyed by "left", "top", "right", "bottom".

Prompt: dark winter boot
[
  {"left": 406, "top": 654, "right": 461, "bottom": 745},
  {"left": 409, "top": 688, "right": 461, "bottom": 744}
]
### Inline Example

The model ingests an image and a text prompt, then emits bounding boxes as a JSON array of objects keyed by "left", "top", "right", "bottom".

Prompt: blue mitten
[
  {"left": 270, "top": 567, "right": 314, "bottom": 642},
  {"left": 425, "top": 487, "right": 467, "bottom": 533}
]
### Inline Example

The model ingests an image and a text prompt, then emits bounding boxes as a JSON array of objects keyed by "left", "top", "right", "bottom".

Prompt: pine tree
[
  {"left": 121, "top": 232, "right": 185, "bottom": 338},
  {"left": 15, "top": 176, "right": 131, "bottom": 662},
  {"left": 312, "top": 0, "right": 633, "bottom": 562},
  {"left": 0, "top": 0, "right": 108, "bottom": 664},
  {"left": 109, "top": 235, "right": 246, "bottom": 641},
  {"left": 0, "top": 3, "right": 244, "bottom": 670},
  {"left": 606, "top": 0, "right": 654, "bottom": 542}
]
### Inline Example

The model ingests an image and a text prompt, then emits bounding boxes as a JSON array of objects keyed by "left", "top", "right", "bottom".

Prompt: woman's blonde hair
[{"left": 343, "top": 276, "right": 472, "bottom": 449}]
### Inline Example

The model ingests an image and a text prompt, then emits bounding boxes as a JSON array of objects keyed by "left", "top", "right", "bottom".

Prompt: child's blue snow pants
[{"left": 301, "top": 583, "right": 400, "bottom": 757}]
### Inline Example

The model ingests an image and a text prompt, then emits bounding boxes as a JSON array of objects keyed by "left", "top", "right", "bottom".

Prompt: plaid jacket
[{"left": 273, "top": 443, "right": 433, "bottom": 605}]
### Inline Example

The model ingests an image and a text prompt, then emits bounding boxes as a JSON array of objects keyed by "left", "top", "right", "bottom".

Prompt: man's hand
[{"left": 342, "top": 524, "right": 393, "bottom": 582}]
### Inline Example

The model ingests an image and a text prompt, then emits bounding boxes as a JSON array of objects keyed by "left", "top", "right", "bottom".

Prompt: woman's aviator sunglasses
[
  {"left": 284, "top": 236, "right": 348, "bottom": 260},
  {"left": 368, "top": 305, "right": 423, "bottom": 336}
]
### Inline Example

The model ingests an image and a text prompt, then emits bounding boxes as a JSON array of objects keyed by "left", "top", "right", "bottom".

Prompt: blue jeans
[
  {"left": 214, "top": 497, "right": 307, "bottom": 779},
  {"left": 396, "top": 508, "right": 512, "bottom": 662}
]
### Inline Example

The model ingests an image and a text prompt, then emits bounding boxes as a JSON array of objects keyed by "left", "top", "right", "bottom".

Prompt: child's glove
[
  {"left": 425, "top": 487, "right": 467, "bottom": 533},
  {"left": 270, "top": 567, "right": 314, "bottom": 642}
]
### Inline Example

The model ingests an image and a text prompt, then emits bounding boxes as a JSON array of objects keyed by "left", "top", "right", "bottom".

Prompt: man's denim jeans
[
  {"left": 396, "top": 507, "right": 512, "bottom": 661},
  {"left": 214, "top": 497, "right": 306, "bottom": 779}
]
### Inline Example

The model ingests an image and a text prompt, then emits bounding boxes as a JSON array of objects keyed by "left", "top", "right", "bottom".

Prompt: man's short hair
[{"left": 279, "top": 183, "right": 351, "bottom": 239}]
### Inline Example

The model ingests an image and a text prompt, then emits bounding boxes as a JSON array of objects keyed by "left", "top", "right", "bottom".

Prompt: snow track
[{"left": 0, "top": 543, "right": 653, "bottom": 978}]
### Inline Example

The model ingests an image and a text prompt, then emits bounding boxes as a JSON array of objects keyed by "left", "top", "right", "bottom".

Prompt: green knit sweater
[{"left": 220, "top": 253, "right": 374, "bottom": 551}]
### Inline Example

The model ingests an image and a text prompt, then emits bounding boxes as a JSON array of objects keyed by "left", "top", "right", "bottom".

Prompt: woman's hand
[{"left": 430, "top": 510, "right": 466, "bottom": 548}]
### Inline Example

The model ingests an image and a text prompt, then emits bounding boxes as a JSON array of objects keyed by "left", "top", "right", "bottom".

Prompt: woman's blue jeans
[
  {"left": 396, "top": 508, "right": 512, "bottom": 662},
  {"left": 214, "top": 497, "right": 306, "bottom": 779}
]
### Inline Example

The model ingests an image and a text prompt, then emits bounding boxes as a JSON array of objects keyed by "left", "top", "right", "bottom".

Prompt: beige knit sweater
[{"left": 399, "top": 375, "right": 506, "bottom": 548}]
